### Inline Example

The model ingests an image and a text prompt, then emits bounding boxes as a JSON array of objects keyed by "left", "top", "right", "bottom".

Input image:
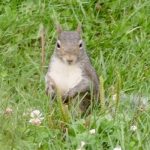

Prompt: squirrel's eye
[
  {"left": 57, "top": 40, "right": 61, "bottom": 49},
  {"left": 57, "top": 43, "right": 60, "bottom": 48},
  {"left": 79, "top": 40, "right": 83, "bottom": 49},
  {"left": 79, "top": 43, "right": 82, "bottom": 48}
]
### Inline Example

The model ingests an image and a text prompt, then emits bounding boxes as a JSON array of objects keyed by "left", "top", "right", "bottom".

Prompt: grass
[{"left": 0, "top": 0, "right": 150, "bottom": 149}]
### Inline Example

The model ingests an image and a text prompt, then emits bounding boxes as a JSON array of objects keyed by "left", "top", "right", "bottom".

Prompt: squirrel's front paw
[
  {"left": 63, "top": 89, "right": 74, "bottom": 99},
  {"left": 62, "top": 92, "right": 68, "bottom": 100},
  {"left": 46, "top": 84, "right": 55, "bottom": 98}
]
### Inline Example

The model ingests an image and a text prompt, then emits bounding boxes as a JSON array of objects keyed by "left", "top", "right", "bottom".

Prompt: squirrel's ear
[
  {"left": 56, "top": 24, "right": 62, "bottom": 34},
  {"left": 76, "top": 24, "right": 82, "bottom": 34}
]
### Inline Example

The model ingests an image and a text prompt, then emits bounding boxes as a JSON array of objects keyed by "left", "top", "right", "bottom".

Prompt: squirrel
[{"left": 45, "top": 24, "right": 99, "bottom": 110}]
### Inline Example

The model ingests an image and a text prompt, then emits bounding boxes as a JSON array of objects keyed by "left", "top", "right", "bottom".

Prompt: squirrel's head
[{"left": 55, "top": 24, "right": 83, "bottom": 65}]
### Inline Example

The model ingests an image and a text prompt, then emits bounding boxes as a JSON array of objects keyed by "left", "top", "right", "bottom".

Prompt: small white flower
[
  {"left": 89, "top": 129, "right": 96, "bottom": 134},
  {"left": 113, "top": 146, "right": 122, "bottom": 150},
  {"left": 29, "top": 118, "right": 42, "bottom": 126},
  {"left": 5, "top": 107, "right": 13, "bottom": 115},
  {"left": 30, "top": 110, "right": 42, "bottom": 118},
  {"left": 76, "top": 141, "right": 85, "bottom": 150},
  {"left": 29, "top": 109, "right": 44, "bottom": 126},
  {"left": 130, "top": 125, "right": 137, "bottom": 131}
]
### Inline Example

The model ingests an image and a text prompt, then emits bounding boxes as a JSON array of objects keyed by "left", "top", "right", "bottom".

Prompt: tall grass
[{"left": 0, "top": 0, "right": 150, "bottom": 149}]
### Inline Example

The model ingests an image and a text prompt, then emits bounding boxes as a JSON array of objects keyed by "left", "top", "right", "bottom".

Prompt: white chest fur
[{"left": 48, "top": 57, "right": 83, "bottom": 93}]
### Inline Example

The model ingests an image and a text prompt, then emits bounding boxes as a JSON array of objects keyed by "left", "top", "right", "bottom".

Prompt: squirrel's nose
[{"left": 67, "top": 59, "right": 73, "bottom": 64}]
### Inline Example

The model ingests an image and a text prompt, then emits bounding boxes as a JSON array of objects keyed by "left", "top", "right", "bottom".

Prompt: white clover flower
[
  {"left": 76, "top": 141, "right": 85, "bottom": 150},
  {"left": 113, "top": 146, "right": 122, "bottom": 150},
  {"left": 130, "top": 125, "right": 137, "bottom": 131},
  {"left": 29, "top": 118, "right": 42, "bottom": 126},
  {"left": 89, "top": 129, "right": 96, "bottom": 134},
  {"left": 29, "top": 109, "right": 44, "bottom": 126},
  {"left": 30, "top": 110, "right": 42, "bottom": 118},
  {"left": 5, "top": 107, "right": 13, "bottom": 115}
]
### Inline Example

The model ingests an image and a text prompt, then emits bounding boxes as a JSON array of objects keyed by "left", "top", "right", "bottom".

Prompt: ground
[{"left": 0, "top": 0, "right": 150, "bottom": 150}]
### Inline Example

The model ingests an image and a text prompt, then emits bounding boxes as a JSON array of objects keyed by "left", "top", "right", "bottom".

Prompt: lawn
[{"left": 0, "top": 0, "right": 150, "bottom": 150}]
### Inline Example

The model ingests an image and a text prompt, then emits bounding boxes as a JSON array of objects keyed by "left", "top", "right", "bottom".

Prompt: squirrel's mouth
[
  {"left": 63, "top": 57, "right": 77, "bottom": 65},
  {"left": 67, "top": 61, "right": 75, "bottom": 65},
  {"left": 67, "top": 60, "right": 74, "bottom": 65}
]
